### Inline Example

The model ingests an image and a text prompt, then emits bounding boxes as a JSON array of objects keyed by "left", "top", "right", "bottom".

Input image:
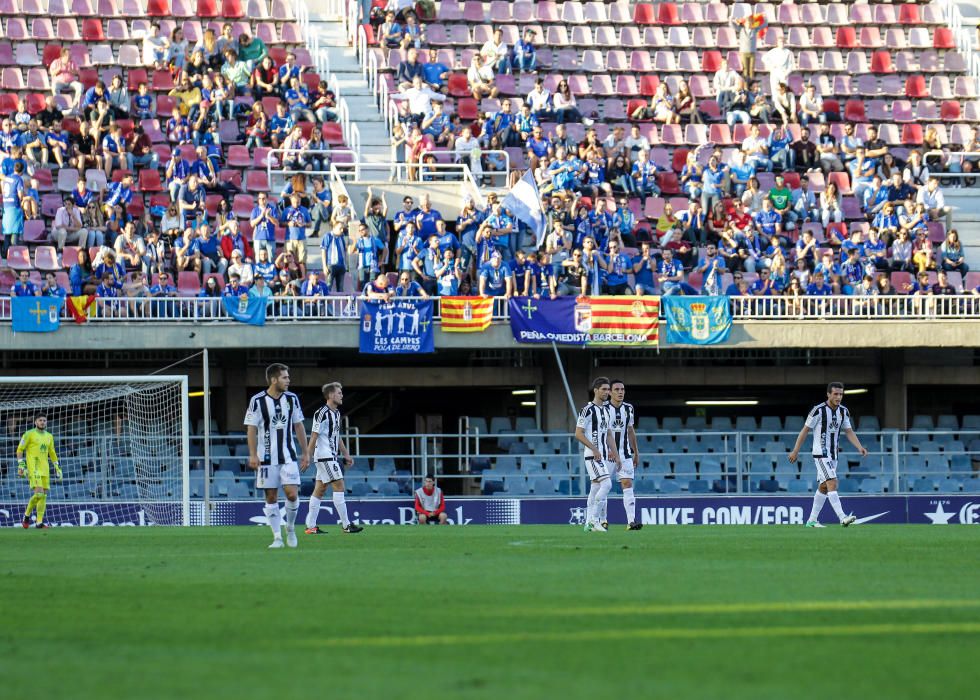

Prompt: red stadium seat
[
  {"left": 127, "top": 68, "right": 148, "bottom": 92},
  {"left": 836, "top": 27, "right": 856, "bottom": 49},
  {"left": 322, "top": 122, "right": 344, "bottom": 145},
  {"left": 177, "top": 271, "right": 201, "bottom": 295},
  {"left": 146, "top": 0, "right": 169, "bottom": 17},
  {"left": 639, "top": 74, "right": 659, "bottom": 97},
  {"left": 633, "top": 3, "right": 655, "bottom": 25},
  {"left": 701, "top": 50, "right": 722, "bottom": 73},
  {"left": 196, "top": 0, "right": 218, "bottom": 17},
  {"left": 221, "top": 0, "right": 244, "bottom": 18},
  {"left": 226, "top": 145, "right": 251, "bottom": 167},
  {"left": 626, "top": 99, "right": 648, "bottom": 121},
  {"left": 151, "top": 70, "right": 175, "bottom": 91},
  {"left": 871, "top": 51, "right": 893, "bottom": 74},
  {"left": 62, "top": 246, "right": 80, "bottom": 268},
  {"left": 827, "top": 171, "right": 851, "bottom": 195},
  {"left": 933, "top": 28, "right": 955, "bottom": 50},
  {"left": 23, "top": 220, "right": 48, "bottom": 244},
  {"left": 822, "top": 99, "right": 841, "bottom": 120},
  {"left": 898, "top": 4, "right": 921, "bottom": 25},
  {"left": 901, "top": 124, "right": 923, "bottom": 145},
  {"left": 844, "top": 100, "right": 866, "bottom": 122},
  {"left": 81, "top": 18, "right": 104, "bottom": 41},
  {"left": 42, "top": 44, "right": 63, "bottom": 67},
  {"left": 456, "top": 97, "right": 478, "bottom": 121},
  {"left": 658, "top": 2, "right": 679, "bottom": 25},
  {"left": 138, "top": 169, "right": 163, "bottom": 192},
  {"left": 447, "top": 73, "right": 469, "bottom": 98},
  {"left": 905, "top": 75, "right": 926, "bottom": 98},
  {"left": 245, "top": 170, "right": 269, "bottom": 192},
  {"left": 232, "top": 194, "right": 254, "bottom": 218},
  {"left": 940, "top": 100, "right": 961, "bottom": 120}
]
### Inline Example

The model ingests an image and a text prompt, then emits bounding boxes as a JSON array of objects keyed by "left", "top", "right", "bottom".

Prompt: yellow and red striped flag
[
  {"left": 583, "top": 296, "right": 660, "bottom": 346},
  {"left": 67, "top": 295, "right": 97, "bottom": 324},
  {"left": 440, "top": 296, "right": 494, "bottom": 332}
]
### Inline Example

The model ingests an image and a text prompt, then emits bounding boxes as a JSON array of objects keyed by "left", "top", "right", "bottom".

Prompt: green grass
[{"left": 2, "top": 525, "right": 979, "bottom": 699}]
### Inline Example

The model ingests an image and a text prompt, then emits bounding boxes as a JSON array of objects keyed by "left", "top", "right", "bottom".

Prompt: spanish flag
[
  {"left": 67, "top": 295, "right": 97, "bottom": 324},
  {"left": 440, "top": 296, "right": 494, "bottom": 332}
]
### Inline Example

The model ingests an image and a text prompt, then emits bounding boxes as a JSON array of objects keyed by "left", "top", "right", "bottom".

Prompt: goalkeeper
[{"left": 17, "top": 412, "right": 60, "bottom": 529}]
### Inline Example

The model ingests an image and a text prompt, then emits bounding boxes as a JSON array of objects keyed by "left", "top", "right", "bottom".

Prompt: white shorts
[
  {"left": 256, "top": 462, "right": 301, "bottom": 490},
  {"left": 585, "top": 456, "right": 610, "bottom": 482},
  {"left": 814, "top": 457, "right": 838, "bottom": 485},
  {"left": 315, "top": 459, "right": 344, "bottom": 483},
  {"left": 608, "top": 458, "right": 635, "bottom": 481}
]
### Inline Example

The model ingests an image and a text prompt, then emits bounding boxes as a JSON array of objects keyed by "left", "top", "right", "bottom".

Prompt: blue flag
[
  {"left": 12, "top": 296, "right": 62, "bottom": 332},
  {"left": 662, "top": 296, "right": 732, "bottom": 345},
  {"left": 508, "top": 296, "right": 587, "bottom": 345},
  {"left": 360, "top": 299, "right": 434, "bottom": 354},
  {"left": 222, "top": 295, "right": 266, "bottom": 326}
]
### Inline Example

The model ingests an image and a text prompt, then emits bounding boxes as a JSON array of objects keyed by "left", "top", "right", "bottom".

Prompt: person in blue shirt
[
  {"left": 392, "top": 270, "right": 426, "bottom": 298},
  {"left": 249, "top": 192, "right": 279, "bottom": 261},
  {"left": 195, "top": 225, "right": 225, "bottom": 275},
  {"left": 133, "top": 82, "right": 155, "bottom": 120},
  {"left": 750, "top": 268, "right": 781, "bottom": 296},
  {"left": 599, "top": 241, "right": 633, "bottom": 295},
  {"left": 176, "top": 175, "right": 206, "bottom": 228},
  {"left": 165, "top": 149, "right": 192, "bottom": 201},
  {"left": 696, "top": 244, "right": 728, "bottom": 295},
  {"left": 806, "top": 271, "right": 833, "bottom": 296},
  {"left": 753, "top": 199, "right": 783, "bottom": 243},
  {"left": 422, "top": 48, "right": 450, "bottom": 92},
  {"left": 435, "top": 249, "right": 462, "bottom": 296},
  {"left": 656, "top": 248, "right": 685, "bottom": 296},
  {"left": 94, "top": 250, "right": 126, "bottom": 288},
  {"left": 284, "top": 77, "right": 315, "bottom": 123},
  {"left": 1, "top": 159, "right": 25, "bottom": 252},
  {"left": 525, "top": 250, "right": 555, "bottom": 299},
  {"left": 223, "top": 273, "right": 250, "bottom": 298},
  {"left": 507, "top": 249, "right": 532, "bottom": 296},
  {"left": 96, "top": 272, "right": 121, "bottom": 301},
  {"left": 849, "top": 148, "right": 877, "bottom": 205},
  {"left": 300, "top": 270, "right": 328, "bottom": 297},
  {"left": 839, "top": 230, "right": 865, "bottom": 263},
  {"left": 283, "top": 192, "right": 312, "bottom": 278},
  {"left": 456, "top": 198, "right": 481, "bottom": 270},
  {"left": 511, "top": 28, "right": 537, "bottom": 73},
  {"left": 478, "top": 252, "right": 513, "bottom": 298},
  {"left": 728, "top": 151, "right": 755, "bottom": 198},
  {"left": 862, "top": 175, "right": 890, "bottom": 217},
  {"left": 395, "top": 220, "right": 422, "bottom": 273},
  {"left": 321, "top": 222, "right": 347, "bottom": 291},
  {"left": 420, "top": 100, "right": 453, "bottom": 147},
  {"left": 840, "top": 247, "right": 865, "bottom": 290},
  {"left": 277, "top": 53, "right": 305, "bottom": 94},
  {"left": 414, "top": 194, "right": 443, "bottom": 238},
  {"left": 631, "top": 242, "right": 657, "bottom": 296},
  {"left": 11, "top": 270, "right": 38, "bottom": 296},
  {"left": 40, "top": 271, "right": 67, "bottom": 298},
  {"left": 480, "top": 203, "right": 513, "bottom": 258},
  {"left": 268, "top": 102, "right": 294, "bottom": 147},
  {"left": 411, "top": 234, "right": 443, "bottom": 295},
  {"left": 254, "top": 247, "right": 277, "bottom": 283},
  {"left": 103, "top": 175, "right": 135, "bottom": 219},
  {"left": 348, "top": 221, "right": 385, "bottom": 290},
  {"left": 700, "top": 155, "right": 727, "bottom": 213},
  {"left": 101, "top": 123, "right": 134, "bottom": 175}
]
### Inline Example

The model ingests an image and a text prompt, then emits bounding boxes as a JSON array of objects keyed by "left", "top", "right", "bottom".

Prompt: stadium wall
[{"left": 3, "top": 495, "right": 977, "bottom": 527}]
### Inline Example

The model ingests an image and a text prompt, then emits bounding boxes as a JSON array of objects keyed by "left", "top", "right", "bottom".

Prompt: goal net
[{"left": 0, "top": 376, "right": 190, "bottom": 527}]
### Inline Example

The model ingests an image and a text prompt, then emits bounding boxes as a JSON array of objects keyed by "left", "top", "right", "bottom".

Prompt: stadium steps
[{"left": 310, "top": 8, "right": 392, "bottom": 164}]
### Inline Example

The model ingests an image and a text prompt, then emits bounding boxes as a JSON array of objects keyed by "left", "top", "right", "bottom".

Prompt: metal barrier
[
  {"left": 939, "top": 0, "right": 980, "bottom": 87},
  {"left": 265, "top": 147, "right": 360, "bottom": 188},
  {"left": 729, "top": 294, "right": 980, "bottom": 319}
]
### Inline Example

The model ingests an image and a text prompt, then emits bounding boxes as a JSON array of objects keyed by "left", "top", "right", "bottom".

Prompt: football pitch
[{"left": 2, "top": 525, "right": 979, "bottom": 699}]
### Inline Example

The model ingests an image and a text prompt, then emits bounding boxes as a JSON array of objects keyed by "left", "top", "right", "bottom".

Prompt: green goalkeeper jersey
[{"left": 18, "top": 428, "right": 58, "bottom": 470}]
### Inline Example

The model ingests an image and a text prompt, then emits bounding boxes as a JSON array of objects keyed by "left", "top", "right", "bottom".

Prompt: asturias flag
[
  {"left": 222, "top": 295, "right": 267, "bottom": 326},
  {"left": 11, "top": 296, "right": 62, "bottom": 332},
  {"left": 440, "top": 296, "right": 494, "bottom": 332}
]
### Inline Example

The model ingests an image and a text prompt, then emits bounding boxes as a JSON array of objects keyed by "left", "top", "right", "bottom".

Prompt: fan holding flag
[
  {"left": 732, "top": 12, "right": 768, "bottom": 80},
  {"left": 501, "top": 169, "right": 546, "bottom": 254}
]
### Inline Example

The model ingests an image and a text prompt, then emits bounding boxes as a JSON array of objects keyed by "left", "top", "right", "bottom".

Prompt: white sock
[
  {"left": 284, "top": 498, "right": 299, "bottom": 530},
  {"left": 827, "top": 490, "right": 847, "bottom": 520},
  {"left": 264, "top": 503, "right": 281, "bottom": 539},
  {"left": 586, "top": 481, "right": 600, "bottom": 523},
  {"left": 623, "top": 487, "right": 636, "bottom": 524},
  {"left": 306, "top": 495, "right": 322, "bottom": 529},
  {"left": 595, "top": 479, "right": 612, "bottom": 523},
  {"left": 808, "top": 491, "right": 827, "bottom": 523},
  {"left": 333, "top": 490, "right": 350, "bottom": 527}
]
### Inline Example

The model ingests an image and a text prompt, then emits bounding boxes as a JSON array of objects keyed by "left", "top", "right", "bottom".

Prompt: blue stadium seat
[
  {"left": 911, "top": 415, "right": 934, "bottom": 430},
  {"left": 520, "top": 457, "right": 545, "bottom": 474},
  {"left": 688, "top": 479, "right": 710, "bottom": 494},
  {"left": 735, "top": 416, "right": 757, "bottom": 431},
  {"left": 634, "top": 477, "right": 657, "bottom": 495},
  {"left": 514, "top": 417, "right": 537, "bottom": 432},
  {"left": 496, "top": 430, "right": 518, "bottom": 451},
  {"left": 350, "top": 456, "right": 371, "bottom": 471},
  {"left": 543, "top": 455, "right": 571, "bottom": 474},
  {"left": 489, "top": 417, "right": 511, "bottom": 434},
  {"left": 700, "top": 435, "right": 727, "bottom": 453},
  {"left": 350, "top": 482, "right": 373, "bottom": 497},
  {"left": 504, "top": 477, "right": 530, "bottom": 495},
  {"left": 838, "top": 478, "right": 862, "bottom": 493},
  {"left": 644, "top": 454, "right": 671, "bottom": 476},
  {"left": 373, "top": 457, "right": 396, "bottom": 474},
  {"left": 685, "top": 416, "right": 707, "bottom": 430},
  {"left": 709, "top": 416, "right": 733, "bottom": 431},
  {"left": 525, "top": 435, "right": 548, "bottom": 453},
  {"left": 507, "top": 441, "right": 531, "bottom": 455},
  {"left": 468, "top": 457, "right": 491, "bottom": 473},
  {"left": 760, "top": 416, "right": 783, "bottom": 432},
  {"left": 774, "top": 463, "right": 799, "bottom": 480},
  {"left": 961, "top": 478, "right": 980, "bottom": 494},
  {"left": 661, "top": 417, "right": 683, "bottom": 431},
  {"left": 858, "top": 415, "right": 881, "bottom": 431},
  {"left": 859, "top": 477, "right": 884, "bottom": 493},
  {"left": 784, "top": 416, "right": 805, "bottom": 432},
  {"left": 228, "top": 481, "right": 251, "bottom": 499},
  {"left": 494, "top": 456, "right": 520, "bottom": 474},
  {"left": 482, "top": 479, "right": 505, "bottom": 496},
  {"left": 962, "top": 415, "right": 980, "bottom": 430},
  {"left": 378, "top": 482, "right": 400, "bottom": 497},
  {"left": 937, "top": 415, "right": 959, "bottom": 431},
  {"left": 757, "top": 479, "right": 780, "bottom": 493},
  {"left": 529, "top": 476, "right": 555, "bottom": 494},
  {"left": 699, "top": 457, "right": 723, "bottom": 482},
  {"left": 937, "top": 477, "right": 962, "bottom": 493},
  {"left": 911, "top": 477, "right": 936, "bottom": 493},
  {"left": 658, "top": 479, "right": 681, "bottom": 494},
  {"left": 950, "top": 454, "right": 972, "bottom": 475},
  {"left": 786, "top": 479, "right": 812, "bottom": 494},
  {"left": 467, "top": 417, "right": 488, "bottom": 435}
]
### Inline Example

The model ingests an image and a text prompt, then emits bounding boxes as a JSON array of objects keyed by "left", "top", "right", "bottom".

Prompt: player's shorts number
[
  {"left": 315, "top": 459, "right": 344, "bottom": 483},
  {"left": 256, "top": 463, "right": 300, "bottom": 489}
]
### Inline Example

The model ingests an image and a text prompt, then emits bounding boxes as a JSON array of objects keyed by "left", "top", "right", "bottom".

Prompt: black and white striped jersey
[
  {"left": 576, "top": 401, "right": 612, "bottom": 460},
  {"left": 804, "top": 402, "right": 852, "bottom": 459},
  {"left": 606, "top": 401, "right": 636, "bottom": 461},
  {"left": 311, "top": 404, "right": 342, "bottom": 461},
  {"left": 244, "top": 390, "right": 304, "bottom": 465}
]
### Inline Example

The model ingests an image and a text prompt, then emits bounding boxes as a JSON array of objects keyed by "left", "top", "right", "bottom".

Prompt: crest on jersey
[{"left": 569, "top": 507, "right": 587, "bottom": 525}]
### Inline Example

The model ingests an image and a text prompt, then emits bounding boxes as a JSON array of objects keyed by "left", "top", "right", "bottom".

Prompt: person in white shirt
[
  {"left": 466, "top": 54, "right": 498, "bottom": 100},
  {"left": 762, "top": 36, "right": 795, "bottom": 98},
  {"left": 480, "top": 28, "right": 509, "bottom": 75},
  {"left": 51, "top": 197, "right": 88, "bottom": 250},
  {"left": 526, "top": 79, "right": 553, "bottom": 120},
  {"left": 712, "top": 60, "right": 741, "bottom": 113},
  {"left": 141, "top": 23, "right": 171, "bottom": 70},
  {"left": 392, "top": 75, "right": 446, "bottom": 119},
  {"left": 916, "top": 176, "right": 951, "bottom": 227},
  {"left": 624, "top": 124, "right": 650, "bottom": 156}
]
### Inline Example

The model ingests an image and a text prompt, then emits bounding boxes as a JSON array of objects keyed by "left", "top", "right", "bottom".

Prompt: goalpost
[{"left": 0, "top": 376, "right": 190, "bottom": 527}]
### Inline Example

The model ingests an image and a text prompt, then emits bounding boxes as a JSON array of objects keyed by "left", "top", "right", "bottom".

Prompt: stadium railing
[{"left": 3, "top": 295, "right": 978, "bottom": 324}]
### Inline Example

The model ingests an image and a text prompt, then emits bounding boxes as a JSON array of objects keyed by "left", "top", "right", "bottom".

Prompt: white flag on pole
[{"left": 501, "top": 170, "right": 545, "bottom": 241}]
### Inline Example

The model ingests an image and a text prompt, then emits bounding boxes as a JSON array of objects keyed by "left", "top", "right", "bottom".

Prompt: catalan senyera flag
[
  {"left": 440, "top": 296, "right": 494, "bottom": 332},
  {"left": 67, "top": 295, "right": 97, "bottom": 324},
  {"left": 583, "top": 296, "right": 660, "bottom": 347}
]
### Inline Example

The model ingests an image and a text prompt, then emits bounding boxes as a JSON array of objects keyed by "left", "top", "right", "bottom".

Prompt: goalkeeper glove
[
  {"left": 54, "top": 463, "right": 62, "bottom": 480},
  {"left": 17, "top": 459, "right": 26, "bottom": 477}
]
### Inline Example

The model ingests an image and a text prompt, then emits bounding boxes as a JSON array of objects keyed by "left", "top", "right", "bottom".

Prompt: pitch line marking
[
  {"left": 496, "top": 598, "right": 980, "bottom": 618},
  {"left": 305, "top": 622, "right": 980, "bottom": 648}
]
